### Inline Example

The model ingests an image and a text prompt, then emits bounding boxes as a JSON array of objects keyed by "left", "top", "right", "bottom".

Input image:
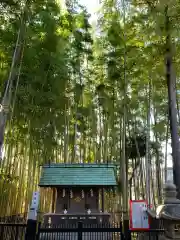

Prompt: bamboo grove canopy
[{"left": 0, "top": 0, "right": 179, "bottom": 217}]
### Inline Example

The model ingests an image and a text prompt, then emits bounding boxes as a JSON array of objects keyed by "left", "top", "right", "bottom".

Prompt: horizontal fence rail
[
  {"left": 37, "top": 222, "right": 166, "bottom": 240},
  {"left": 0, "top": 212, "right": 28, "bottom": 223},
  {"left": 37, "top": 222, "right": 124, "bottom": 240},
  {"left": 0, "top": 214, "right": 166, "bottom": 240},
  {"left": 0, "top": 223, "right": 27, "bottom": 240}
]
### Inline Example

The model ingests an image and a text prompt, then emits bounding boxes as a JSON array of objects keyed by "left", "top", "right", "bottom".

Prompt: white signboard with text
[
  {"left": 28, "top": 191, "right": 40, "bottom": 221},
  {"left": 130, "top": 200, "right": 150, "bottom": 230},
  {"left": 31, "top": 191, "right": 40, "bottom": 210}
]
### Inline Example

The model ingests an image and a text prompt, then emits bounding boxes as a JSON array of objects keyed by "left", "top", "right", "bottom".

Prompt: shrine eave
[{"left": 39, "top": 163, "right": 118, "bottom": 187}]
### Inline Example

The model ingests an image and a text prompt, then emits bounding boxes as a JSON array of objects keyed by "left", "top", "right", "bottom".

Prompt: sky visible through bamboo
[
  {"left": 79, "top": 0, "right": 173, "bottom": 168},
  {"left": 0, "top": 0, "right": 178, "bottom": 218}
]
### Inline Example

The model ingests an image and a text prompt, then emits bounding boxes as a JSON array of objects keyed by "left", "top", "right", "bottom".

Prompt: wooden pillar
[
  {"left": 98, "top": 189, "right": 100, "bottom": 211},
  {"left": 102, "top": 188, "right": 104, "bottom": 212},
  {"left": 51, "top": 188, "right": 56, "bottom": 213},
  {"left": 25, "top": 219, "right": 37, "bottom": 240},
  {"left": 68, "top": 188, "right": 70, "bottom": 209},
  {"left": 85, "top": 189, "right": 87, "bottom": 210}
]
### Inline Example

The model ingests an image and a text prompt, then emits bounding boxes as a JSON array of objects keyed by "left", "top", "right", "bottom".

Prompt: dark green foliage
[
  {"left": 126, "top": 133, "right": 161, "bottom": 159},
  {"left": 0, "top": 0, "right": 176, "bottom": 214},
  {"left": 126, "top": 135, "right": 146, "bottom": 159}
]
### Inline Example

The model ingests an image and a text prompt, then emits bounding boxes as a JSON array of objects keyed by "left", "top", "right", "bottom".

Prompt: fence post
[
  {"left": 1, "top": 225, "right": 4, "bottom": 240},
  {"left": 120, "top": 221, "right": 125, "bottom": 240},
  {"left": 127, "top": 229, "right": 132, "bottom": 240},
  {"left": 78, "top": 221, "right": 82, "bottom": 240},
  {"left": 36, "top": 222, "right": 41, "bottom": 240},
  {"left": 15, "top": 225, "right": 19, "bottom": 240},
  {"left": 123, "top": 218, "right": 131, "bottom": 240},
  {"left": 25, "top": 209, "right": 37, "bottom": 240},
  {"left": 25, "top": 191, "right": 40, "bottom": 240}
]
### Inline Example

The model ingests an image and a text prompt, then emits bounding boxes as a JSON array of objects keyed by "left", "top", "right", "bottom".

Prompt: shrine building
[{"left": 39, "top": 163, "right": 118, "bottom": 225}]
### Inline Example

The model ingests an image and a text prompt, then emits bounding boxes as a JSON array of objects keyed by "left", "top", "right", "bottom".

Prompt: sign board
[
  {"left": 27, "top": 191, "right": 40, "bottom": 221},
  {"left": 130, "top": 200, "right": 150, "bottom": 230},
  {"left": 30, "top": 191, "right": 40, "bottom": 210}
]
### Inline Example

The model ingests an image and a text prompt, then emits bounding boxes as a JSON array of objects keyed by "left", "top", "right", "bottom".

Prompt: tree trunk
[
  {"left": 0, "top": 1, "right": 29, "bottom": 160},
  {"left": 145, "top": 81, "right": 151, "bottom": 204},
  {"left": 165, "top": 6, "right": 180, "bottom": 197}
]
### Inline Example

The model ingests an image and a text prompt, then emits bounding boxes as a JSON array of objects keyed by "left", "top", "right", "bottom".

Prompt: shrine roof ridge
[
  {"left": 39, "top": 163, "right": 118, "bottom": 187},
  {"left": 41, "top": 163, "right": 119, "bottom": 168}
]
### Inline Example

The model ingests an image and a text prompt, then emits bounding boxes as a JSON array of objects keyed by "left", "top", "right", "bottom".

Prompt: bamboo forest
[{"left": 0, "top": 0, "right": 180, "bottom": 225}]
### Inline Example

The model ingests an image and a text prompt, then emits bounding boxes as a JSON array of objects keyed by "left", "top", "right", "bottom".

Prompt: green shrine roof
[{"left": 39, "top": 163, "right": 118, "bottom": 187}]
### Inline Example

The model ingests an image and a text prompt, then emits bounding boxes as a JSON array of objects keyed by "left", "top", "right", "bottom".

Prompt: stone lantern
[{"left": 148, "top": 181, "right": 180, "bottom": 240}]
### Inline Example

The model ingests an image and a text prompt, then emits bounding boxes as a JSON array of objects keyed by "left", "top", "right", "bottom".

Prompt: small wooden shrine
[{"left": 39, "top": 163, "right": 118, "bottom": 225}]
